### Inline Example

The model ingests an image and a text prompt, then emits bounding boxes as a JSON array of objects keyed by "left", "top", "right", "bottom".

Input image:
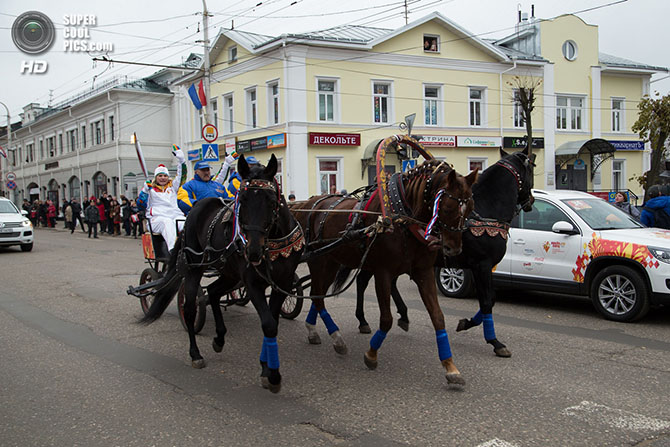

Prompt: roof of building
[{"left": 599, "top": 52, "right": 668, "bottom": 72}]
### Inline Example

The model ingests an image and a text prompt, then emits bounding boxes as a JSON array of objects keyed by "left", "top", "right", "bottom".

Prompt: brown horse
[{"left": 291, "top": 159, "right": 477, "bottom": 385}]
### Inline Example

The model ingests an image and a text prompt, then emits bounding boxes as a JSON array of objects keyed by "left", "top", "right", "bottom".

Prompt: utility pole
[
  {"left": 201, "top": 0, "right": 212, "bottom": 125},
  {"left": 404, "top": 0, "right": 409, "bottom": 25}
]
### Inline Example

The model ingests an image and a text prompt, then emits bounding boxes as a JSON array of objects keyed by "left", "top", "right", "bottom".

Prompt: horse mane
[{"left": 401, "top": 159, "right": 455, "bottom": 217}]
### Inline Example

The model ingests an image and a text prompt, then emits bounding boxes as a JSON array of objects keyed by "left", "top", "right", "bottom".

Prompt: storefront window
[{"left": 318, "top": 159, "right": 339, "bottom": 194}]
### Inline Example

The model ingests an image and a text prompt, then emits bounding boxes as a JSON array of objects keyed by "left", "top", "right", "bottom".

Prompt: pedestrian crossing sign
[
  {"left": 402, "top": 159, "right": 416, "bottom": 172},
  {"left": 202, "top": 143, "right": 219, "bottom": 162}
]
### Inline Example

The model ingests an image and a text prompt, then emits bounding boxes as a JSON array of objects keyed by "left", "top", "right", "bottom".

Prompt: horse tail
[
  {"left": 332, "top": 265, "right": 354, "bottom": 294},
  {"left": 139, "top": 235, "right": 183, "bottom": 324}
]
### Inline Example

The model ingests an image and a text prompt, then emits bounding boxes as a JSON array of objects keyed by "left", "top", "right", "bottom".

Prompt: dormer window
[
  {"left": 423, "top": 35, "right": 439, "bottom": 53},
  {"left": 229, "top": 46, "right": 237, "bottom": 62}
]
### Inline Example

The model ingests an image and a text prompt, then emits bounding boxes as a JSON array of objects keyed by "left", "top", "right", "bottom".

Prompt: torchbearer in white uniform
[{"left": 137, "top": 148, "right": 186, "bottom": 251}]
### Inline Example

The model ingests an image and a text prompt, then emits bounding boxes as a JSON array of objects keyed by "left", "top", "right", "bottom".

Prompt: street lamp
[{"left": 0, "top": 101, "right": 11, "bottom": 199}]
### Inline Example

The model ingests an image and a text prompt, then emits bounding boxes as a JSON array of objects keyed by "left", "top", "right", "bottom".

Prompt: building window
[
  {"left": 229, "top": 46, "right": 237, "bottom": 62},
  {"left": 224, "top": 94, "right": 234, "bottom": 133},
  {"left": 513, "top": 89, "right": 525, "bottom": 128},
  {"left": 67, "top": 129, "right": 77, "bottom": 152},
  {"left": 81, "top": 125, "right": 86, "bottom": 148},
  {"left": 469, "top": 87, "right": 484, "bottom": 126},
  {"left": 27, "top": 143, "right": 33, "bottom": 162},
  {"left": 468, "top": 157, "right": 487, "bottom": 173},
  {"left": 612, "top": 98, "right": 623, "bottom": 132},
  {"left": 39, "top": 140, "right": 44, "bottom": 159},
  {"left": 373, "top": 82, "right": 391, "bottom": 124},
  {"left": 317, "top": 80, "right": 336, "bottom": 122},
  {"left": 612, "top": 160, "right": 625, "bottom": 190},
  {"left": 109, "top": 116, "right": 115, "bottom": 141},
  {"left": 423, "top": 34, "right": 439, "bottom": 52},
  {"left": 212, "top": 98, "right": 218, "bottom": 126},
  {"left": 246, "top": 88, "right": 257, "bottom": 129},
  {"left": 47, "top": 136, "right": 55, "bottom": 157},
  {"left": 562, "top": 40, "right": 578, "bottom": 61},
  {"left": 94, "top": 120, "right": 103, "bottom": 145},
  {"left": 58, "top": 133, "right": 64, "bottom": 155},
  {"left": 556, "top": 96, "right": 584, "bottom": 130},
  {"left": 267, "top": 82, "right": 280, "bottom": 125},
  {"left": 424, "top": 85, "right": 440, "bottom": 126},
  {"left": 318, "top": 159, "right": 340, "bottom": 194}
]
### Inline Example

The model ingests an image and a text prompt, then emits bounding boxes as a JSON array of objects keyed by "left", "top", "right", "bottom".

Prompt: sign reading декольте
[{"left": 309, "top": 132, "right": 361, "bottom": 146}]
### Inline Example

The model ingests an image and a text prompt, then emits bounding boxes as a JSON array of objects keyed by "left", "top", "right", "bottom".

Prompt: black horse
[
  {"left": 140, "top": 155, "right": 304, "bottom": 393},
  {"left": 354, "top": 147, "right": 535, "bottom": 356}
]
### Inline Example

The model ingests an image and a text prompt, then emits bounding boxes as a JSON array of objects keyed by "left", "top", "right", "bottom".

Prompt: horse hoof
[
  {"left": 494, "top": 347, "right": 512, "bottom": 358},
  {"left": 191, "top": 358, "right": 206, "bottom": 369},
  {"left": 308, "top": 334, "right": 321, "bottom": 345},
  {"left": 398, "top": 319, "right": 409, "bottom": 332},
  {"left": 445, "top": 373, "right": 465, "bottom": 385},
  {"left": 364, "top": 352, "right": 378, "bottom": 370},
  {"left": 261, "top": 376, "right": 269, "bottom": 389},
  {"left": 456, "top": 319, "right": 470, "bottom": 332},
  {"left": 333, "top": 342, "right": 348, "bottom": 355},
  {"left": 267, "top": 381, "right": 281, "bottom": 393},
  {"left": 212, "top": 339, "right": 223, "bottom": 353},
  {"left": 359, "top": 324, "right": 371, "bottom": 334}
]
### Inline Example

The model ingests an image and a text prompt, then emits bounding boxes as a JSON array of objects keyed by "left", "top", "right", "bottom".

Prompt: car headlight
[
  {"left": 649, "top": 246, "right": 670, "bottom": 264},
  {"left": 21, "top": 219, "right": 32, "bottom": 227}
]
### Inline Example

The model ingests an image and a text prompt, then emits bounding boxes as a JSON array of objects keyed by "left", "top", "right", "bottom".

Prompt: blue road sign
[
  {"left": 202, "top": 143, "right": 219, "bottom": 162},
  {"left": 402, "top": 159, "right": 416, "bottom": 172},
  {"left": 187, "top": 148, "right": 201, "bottom": 161}
]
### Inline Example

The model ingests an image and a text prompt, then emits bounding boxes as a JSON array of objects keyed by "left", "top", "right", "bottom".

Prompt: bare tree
[{"left": 507, "top": 75, "right": 543, "bottom": 157}]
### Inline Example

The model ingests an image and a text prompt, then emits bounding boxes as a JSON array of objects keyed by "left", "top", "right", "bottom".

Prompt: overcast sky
[{"left": 1, "top": 0, "right": 668, "bottom": 124}]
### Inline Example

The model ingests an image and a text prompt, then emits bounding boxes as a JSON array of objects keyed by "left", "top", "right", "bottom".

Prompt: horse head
[
  {"left": 428, "top": 163, "right": 478, "bottom": 256},
  {"left": 237, "top": 154, "right": 280, "bottom": 266},
  {"left": 499, "top": 147, "right": 536, "bottom": 212}
]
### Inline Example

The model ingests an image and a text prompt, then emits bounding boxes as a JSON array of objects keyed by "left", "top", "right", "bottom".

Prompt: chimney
[{"left": 531, "top": 4, "right": 535, "bottom": 18}]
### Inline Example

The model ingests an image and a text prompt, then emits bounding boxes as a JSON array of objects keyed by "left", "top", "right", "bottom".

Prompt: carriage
[{"left": 128, "top": 218, "right": 304, "bottom": 334}]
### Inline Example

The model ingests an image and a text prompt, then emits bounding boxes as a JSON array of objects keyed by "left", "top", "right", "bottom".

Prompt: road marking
[
  {"left": 477, "top": 439, "right": 520, "bottom": 447},
  {"left": 562, "top": 401, "right": 670, "bottom": 432}
]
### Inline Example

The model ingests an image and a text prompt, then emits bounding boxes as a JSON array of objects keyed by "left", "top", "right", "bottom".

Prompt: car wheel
[
  {"left": 590, "top": 265, "right": 649, "bottom": 322},
  {"left": 20, "top": 243, "right": 33, "bottom": 252},
  {"left": 435, "top": 267, "right": 473, "bottom": 298}
]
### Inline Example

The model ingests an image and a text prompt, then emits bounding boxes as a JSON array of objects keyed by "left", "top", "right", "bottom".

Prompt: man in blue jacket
[
  {"left": 178, "top": 157, "right": 235, "bottom": 214},
  {"left": 640, "top": 185, "right": 670, "bottom": 228}
]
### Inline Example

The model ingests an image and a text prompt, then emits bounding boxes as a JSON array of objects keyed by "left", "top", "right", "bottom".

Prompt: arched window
[
  {"left": 68, "top": 176, "right": 80, "bottom": 201},
  {"left": 27, "top": 183, "right": 39, "bottom": 202},
  {"left": 48, "top": 179, "right": 60, "bottom": 204},
  {"left": 93, "top": 171, "right": 107, "bottom": 198}
]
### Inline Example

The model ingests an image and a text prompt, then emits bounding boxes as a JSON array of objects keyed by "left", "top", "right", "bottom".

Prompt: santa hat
[{"left": 154, "top": 164, "right": 169, "bottom": 177}]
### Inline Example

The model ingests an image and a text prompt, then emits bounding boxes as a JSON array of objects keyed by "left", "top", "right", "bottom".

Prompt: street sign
[
  {"left": 402, "top": 159, "right": 416, "bottom": 172},
  {"left": 202, "top": 143, "right": 219, "bottom": 162},
  {"left": 6, "top": 171, "right": 16, "bottom": 182},
  {"left": 6, "top": 180, "right": 16, "bottom": 190},
  {"left": 201, "top": 124, "right": 218, "bottom": 143},
  {"left": 187, "top": 148, "right": 201, "bottom": 161}
]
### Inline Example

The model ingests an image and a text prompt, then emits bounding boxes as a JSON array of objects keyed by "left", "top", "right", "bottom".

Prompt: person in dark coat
[
  {"left": 70, "top": 198, "right": 86, "bottom": 233},
  {"left": 84, "top": 197, "right": 100, "bottom": 238},
  {"left": 121, "top": 195, "right": 131, "bottom": 236},
  {"left": 61, "top": 199, "right": 69, "bottom": 228}
]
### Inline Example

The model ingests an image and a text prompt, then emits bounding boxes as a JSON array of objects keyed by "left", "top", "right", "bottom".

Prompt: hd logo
[{"left": 12, "top": 11, "right": 55, "bottom": 74}]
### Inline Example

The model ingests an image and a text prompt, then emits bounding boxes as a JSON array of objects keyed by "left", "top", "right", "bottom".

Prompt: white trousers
[{"left": 150, "top": 216, "right": 184, "bottom": 251}]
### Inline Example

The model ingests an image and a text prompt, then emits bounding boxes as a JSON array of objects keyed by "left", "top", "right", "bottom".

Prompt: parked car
[
  {"left": 437, "top": 189, "right": 670, "bottom": 322},
  {"left": 0, "top": 197, "right": 34, "bottom": 252}
]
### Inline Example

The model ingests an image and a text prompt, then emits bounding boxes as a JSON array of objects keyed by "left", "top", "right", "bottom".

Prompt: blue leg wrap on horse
[
  {"left": 263, "top": 336, "right": 280, "bottom": 369},
  {"left": 369, "top": 330, "right": 387, "bottom": 350},
  {"left": 260, "top": 339, "right": 268, "bottom": 363},
  {"left": 306, "top": 303, "right": 318, "bottom": 325},
  {"left": 436, "top": 329, "right": 452, "bottom": 361},
  {"left": 472, "top": 310, "right": 483, "bottom": 325},
  {"left": 482, "top": 313, "right": 496, "bottom": 341},
  {"left": 319, "top": 308, "right": 339, "bottom": 335}
]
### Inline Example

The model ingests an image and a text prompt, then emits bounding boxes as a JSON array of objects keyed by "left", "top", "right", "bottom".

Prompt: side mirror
[
  {"left": 21, "top": 210, "right": 28, "bottom": 216},
  {"left": 552, "top": 221, "right": 579, "bottom": 235}
]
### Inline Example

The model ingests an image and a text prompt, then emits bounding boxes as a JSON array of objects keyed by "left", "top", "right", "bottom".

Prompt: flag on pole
[
  {"left": 133, "top": 133, "right": 149, "bottom": 178},
  {"left": 197, "top": 79, "right": 207, "bottom": 107},
  {"left": 188, "top": 84, "right": 203, "bottom": 110},
  {"left": 0, "top": 146, "right": 6, "bottom": 159}
]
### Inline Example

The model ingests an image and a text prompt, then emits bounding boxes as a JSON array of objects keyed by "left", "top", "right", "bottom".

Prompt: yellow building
[{"left": 174, "top": 11, "right": 667, "bottom": 202}]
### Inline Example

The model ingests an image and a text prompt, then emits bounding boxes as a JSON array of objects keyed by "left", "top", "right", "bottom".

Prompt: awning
[
  {"left": 361, "top": 138, "right": 384, "bottom": 178},
  {"left": 555, "top": 138, "right": 616, "bottom": 156}
]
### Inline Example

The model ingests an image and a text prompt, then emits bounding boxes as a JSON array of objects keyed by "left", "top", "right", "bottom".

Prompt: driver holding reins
[{"left": 137, "top": 148, "right": 186, "bottom": 251}]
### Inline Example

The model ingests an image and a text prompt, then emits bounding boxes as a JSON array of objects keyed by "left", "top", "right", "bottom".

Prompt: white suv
[
  {"left": 437, "top": 189, "right": 670, "bottom": 322},
  {"left": 0, "top": 197, "right": 34, "bottom": 252}
]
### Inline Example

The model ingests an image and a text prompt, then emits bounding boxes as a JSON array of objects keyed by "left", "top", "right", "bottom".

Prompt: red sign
[
  {"left": 309, "top": 132, "right": 360, "bottom": 146},
  {"left": 588, "top": 192, "right": 610, "bottom": 201},
  {"left": 201, "top": 124, "right": 218, "bottom": 143}
]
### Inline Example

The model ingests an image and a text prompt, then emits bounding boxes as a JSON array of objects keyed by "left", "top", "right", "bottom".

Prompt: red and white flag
[{"left": 197, "top": 79, "right": 207, "bottom": 108}]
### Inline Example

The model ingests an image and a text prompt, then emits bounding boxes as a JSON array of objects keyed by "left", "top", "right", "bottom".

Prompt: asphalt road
[{"left": 1, "top": 226, "right": 669, "bottom": 447}]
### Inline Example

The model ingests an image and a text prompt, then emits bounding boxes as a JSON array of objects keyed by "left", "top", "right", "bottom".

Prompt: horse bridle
[
  {"left": 423, "top": 163, "right": 473, "bottom": 233},
  {"left": 496, "top": 153, "right": 534, "bottom": 211},
  {"left": 237, "top": 179, "right": 280, "bottom": 239}
]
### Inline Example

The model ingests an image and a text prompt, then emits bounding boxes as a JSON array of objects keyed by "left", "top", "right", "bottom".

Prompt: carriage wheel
[
  {"left": 177, "top": 281, "right": 207, "bottom": 334},
  {"left": 280, "top": 275, "right": 304, "bottom": 320},
  {"left": 232, "top": 287, "right": 250, "bottom": 306},
  {"left": 139, "top": 268, "right": 161, "bottom": 316}
]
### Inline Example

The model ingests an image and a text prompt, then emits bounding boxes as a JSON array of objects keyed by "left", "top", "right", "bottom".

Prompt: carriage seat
[{"left": 151, "top": 233, "right": 171, "bottom": 260}]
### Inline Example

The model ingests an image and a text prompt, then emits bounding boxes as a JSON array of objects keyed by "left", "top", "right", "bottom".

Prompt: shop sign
[
  {"left": 457, "top": 136, "right": 502, "bottom": 147},
  {"left": 503, "top": 136, "right": 544, "bottom": 149},
  {"left": 420, "top": 135, "right": 456, "bottom": 147},
  {"left": 225, "top": 138, "right": 236, "bottom": 155},
  {"left": 267, "top": 133, "right": 287, "bottom": 149},
  {"left": 250, "top": 137, "right": 267, "bottom": 151},
  {"left": 609, "top": 140, "right": 644, "bottom": 151},
  {"left": 309, "top": 132, "right": 361, "bottom": 146},
  {"left": 236, "top": 140, "right": 250, "bottom": 153},
  {"left": 45, "top": 161, "right": 59, "bottom": 170}
]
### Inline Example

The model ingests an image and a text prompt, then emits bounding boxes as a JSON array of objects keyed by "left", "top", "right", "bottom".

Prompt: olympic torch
[{"left": 132, "top": 132, "right": 149, "bottom": 178}]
